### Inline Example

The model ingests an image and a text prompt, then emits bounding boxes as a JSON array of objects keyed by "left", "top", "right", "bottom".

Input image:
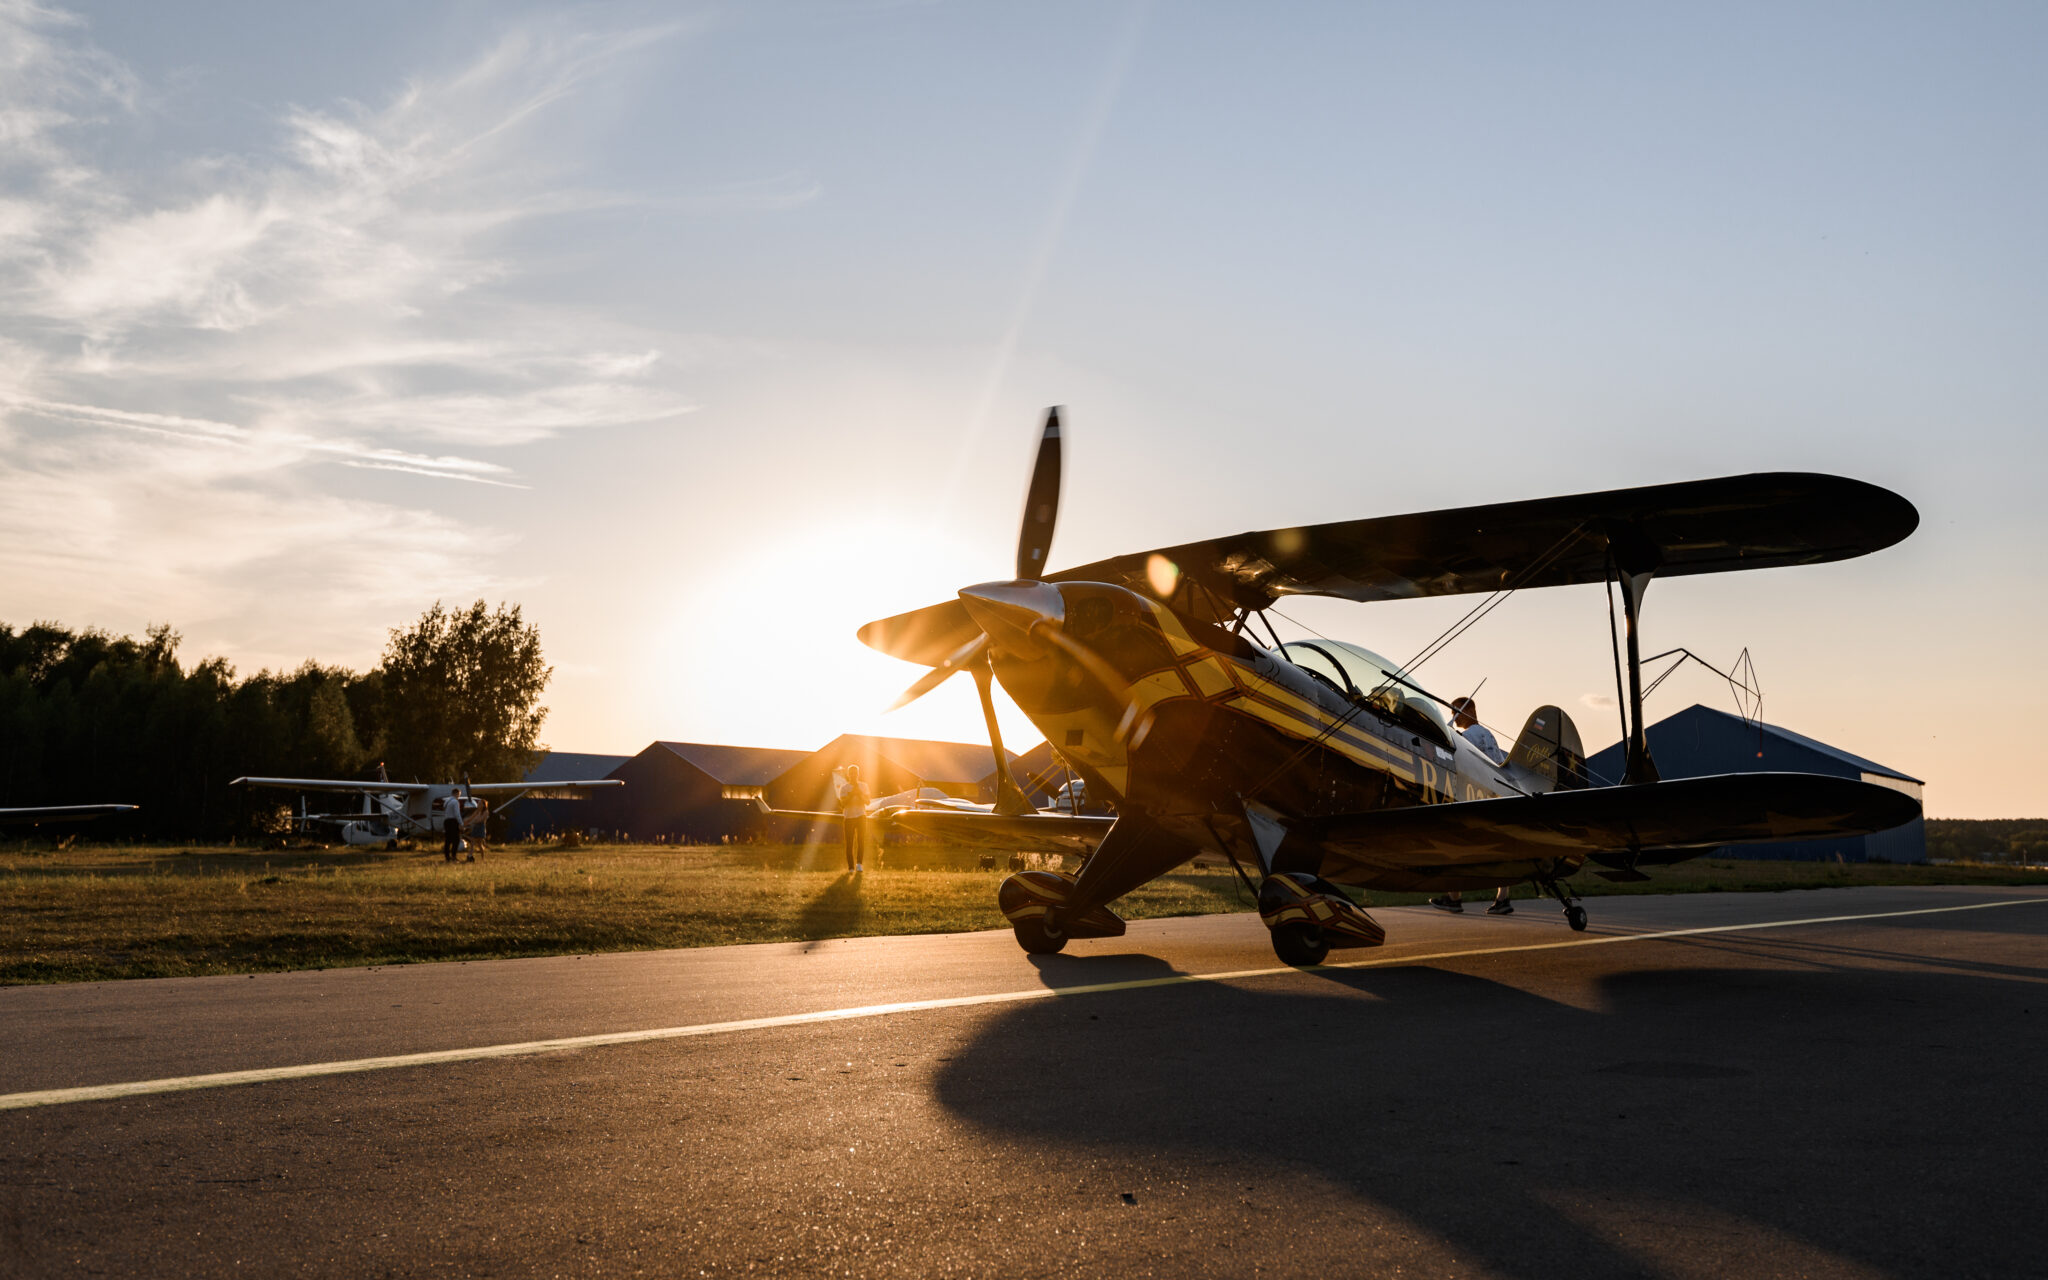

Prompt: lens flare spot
[
  {"left": 1145, "top": 553, "right": 1180, "bottom": 598},
  {"left": 1270, "top": 527, "right": 1307, "bottom": 558}
]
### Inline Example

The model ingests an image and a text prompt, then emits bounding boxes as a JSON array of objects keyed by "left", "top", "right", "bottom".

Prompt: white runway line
[{"left": 3, "top": 896, "right": 2041, "bottom": 1113}]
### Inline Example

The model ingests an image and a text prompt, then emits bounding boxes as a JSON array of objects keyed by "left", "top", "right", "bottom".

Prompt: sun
[{"left": 647, "top": 515, "right": 1044, "bottom": 755}]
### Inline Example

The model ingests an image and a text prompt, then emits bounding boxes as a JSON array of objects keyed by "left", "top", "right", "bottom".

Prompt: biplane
[
  {"left": 850, "top": 408, "right": 1921, "bottom": 965},
  {"left": 230, "top": 771, "right": 621, "bottom": 847}
]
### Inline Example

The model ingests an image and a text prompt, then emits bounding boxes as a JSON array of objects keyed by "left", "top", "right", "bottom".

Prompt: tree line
[
  {"left": 1923, "top": 819, "right": 2048, "bottom": 865},
  {"left": 0, "top": 601, "right": 550, "bottom": 838}
]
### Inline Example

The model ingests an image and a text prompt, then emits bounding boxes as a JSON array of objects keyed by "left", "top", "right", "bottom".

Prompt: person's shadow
[{"left": 793, "top": 871, "right": 865, "bottom": 944}]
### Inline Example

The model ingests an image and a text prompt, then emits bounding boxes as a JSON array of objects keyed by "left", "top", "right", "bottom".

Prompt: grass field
[{"left": 3, "top": 840, "right": 2044, "bottom": 985}]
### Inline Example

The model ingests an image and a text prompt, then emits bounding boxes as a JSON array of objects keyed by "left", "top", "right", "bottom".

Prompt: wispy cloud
[{"left": 0, "top": 3, "right": 754, "bottom": 663}]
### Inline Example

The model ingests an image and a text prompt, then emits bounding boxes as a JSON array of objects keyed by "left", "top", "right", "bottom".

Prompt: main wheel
[
  {"left": 1565, "top": 904, "right": 1588, "bottom": 932},
  {"left": 1271, "top": 922, "right": 1330, "bottom": 967},
  {"left": 1013, "top": 913, "right": 1069, "bottom": 955}
]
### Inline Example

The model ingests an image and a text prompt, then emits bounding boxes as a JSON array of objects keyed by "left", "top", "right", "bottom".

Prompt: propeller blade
[
  {"left": 885, "top": 634, "right": 991, "bottom": 712},
  {"left": 1014, "top": 406, "right": 1063, "bottom": 580}
]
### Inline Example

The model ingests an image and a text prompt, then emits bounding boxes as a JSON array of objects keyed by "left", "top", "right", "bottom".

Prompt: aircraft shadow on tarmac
[{"left": 935, "top": 947, "right": 2047, "bottom": 1279}]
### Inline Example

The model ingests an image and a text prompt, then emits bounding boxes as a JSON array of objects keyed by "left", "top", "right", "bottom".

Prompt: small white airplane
[{"left": 231, "top": 772, "right": 621, "bottom": 848}]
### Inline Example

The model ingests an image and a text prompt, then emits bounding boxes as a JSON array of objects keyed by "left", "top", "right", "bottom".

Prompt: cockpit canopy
[{"left": 1277, "top": 639, "right": 1455, "bottom": 748}]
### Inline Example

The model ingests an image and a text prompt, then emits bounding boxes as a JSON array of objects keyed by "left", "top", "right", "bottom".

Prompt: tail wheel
[
  {"left": 1013, "top": 912, "right": 1069, "bottom": 955},
  {"left": 1271, "top": 922, "right": 1330, "bottom": 967}
]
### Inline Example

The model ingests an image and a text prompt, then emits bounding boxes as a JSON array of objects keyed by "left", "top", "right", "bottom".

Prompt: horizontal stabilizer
[{"left": 1300, "top": 772, "right": 1921, "bottom": 873}]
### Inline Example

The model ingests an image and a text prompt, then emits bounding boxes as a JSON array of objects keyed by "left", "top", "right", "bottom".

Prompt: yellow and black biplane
[{"left": 848, "top": 408, "right": 1920, "bottom": 965}]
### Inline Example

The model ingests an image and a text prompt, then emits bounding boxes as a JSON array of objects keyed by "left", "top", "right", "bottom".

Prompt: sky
[{"left": 1, "top": 0, "right": 2042, "bottom": 817}]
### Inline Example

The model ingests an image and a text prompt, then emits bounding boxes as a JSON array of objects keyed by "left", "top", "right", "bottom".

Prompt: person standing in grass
[
  {"left": 838, "top": 765, "right": 871, "bottom": 874},
  {"left": 440, "top": 789, "right": 465, "bottom": 862},
  {"left": 466, "top": 797, "right": 489, "bottom": 859}
]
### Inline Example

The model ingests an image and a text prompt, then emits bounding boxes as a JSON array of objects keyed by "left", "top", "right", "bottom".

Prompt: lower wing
[
  {"left": 1298, "top": 772, "right": 1920, "bottom": 882},
  {"left": 888, "top": 809, "right": 1114, "bottom": 855}
]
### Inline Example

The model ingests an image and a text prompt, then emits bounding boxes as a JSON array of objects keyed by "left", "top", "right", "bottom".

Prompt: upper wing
[
  {"left": 858, "top": 473, "right": 1917, "bottom": 655},
  {"left": 0, "top": 804, "right": 137, "bottom": 826},
  {"left": 231, "top": 777, "right": 433, "bottom": 794},
  {"left": 1055, "top": 472, "right": 1917, "bottom": 620},
  {"left": 1298, "top": 773, "right": 1920, "bottom": 885},
  {"left": 888, "top": 808, "right": 1113, "bottom": 855}
]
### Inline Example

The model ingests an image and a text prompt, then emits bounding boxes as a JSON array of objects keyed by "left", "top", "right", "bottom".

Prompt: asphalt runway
[{"left": 2, "top": 884, "right": 2044, "bottom": 1279}]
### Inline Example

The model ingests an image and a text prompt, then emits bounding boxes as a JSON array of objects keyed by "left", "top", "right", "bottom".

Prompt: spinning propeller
[{"left": 882, "top": 408, "right": 1149, "bottom": 813}]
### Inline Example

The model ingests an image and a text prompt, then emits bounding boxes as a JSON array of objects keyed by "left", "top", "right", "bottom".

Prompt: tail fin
[{"left": 1509, "top": 706, "right": 1590, "bottom": 792}]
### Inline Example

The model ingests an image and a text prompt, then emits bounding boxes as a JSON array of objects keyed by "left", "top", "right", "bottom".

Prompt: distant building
[
  {"left": 767, "top": 734, "right": 1014, "bottom": 813},
  {"left": 1584, "top": 704, "right": 1925, "bottom": 862},
  {"left": 603, "top": 741, "right": 812, "bottom": 842},
  {"left": 503, "top": 750, "right": 631, "bottom": 839},
  {"left": 512, "top": 734, "right": 1048, "bottom": 845}
]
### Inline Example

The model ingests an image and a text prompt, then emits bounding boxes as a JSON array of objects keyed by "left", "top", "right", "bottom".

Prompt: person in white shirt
[
  {"left": 837, "top": 765, "right": 872, "bottom": 874},
  {"left": 440, "top": 790, "right": 465, "bottom": 862},
  {"left": 1430, "top": 698, "right": 1514, "bottom": 915},
  {"left": 1451, "top": 696, "right": 1506, "bottom": 766}
]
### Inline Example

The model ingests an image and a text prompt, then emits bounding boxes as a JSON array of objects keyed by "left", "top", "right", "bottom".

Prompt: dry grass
[
  {"left": 0, "top": 842, "right": 1251, "bottom": 983},
  {"left": 2, "top": 841, "right": 2041, "bottom": 984}
]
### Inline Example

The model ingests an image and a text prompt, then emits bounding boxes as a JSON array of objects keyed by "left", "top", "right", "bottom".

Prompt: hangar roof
[
  {"left": 1589, "top": 704, "right": 1921, "bottom": 784},
  {"left": 809, "top": 734, "right": 1012, "bottom": 783},
  {"left": 1748, "top": 714, "right": 1921, "bottom": 783},
  {"left": 522, "top": 750, "right": 632, "bottom": 783},
  {"left": 653, "top": 741, "right": 813, "bottom": 785}
]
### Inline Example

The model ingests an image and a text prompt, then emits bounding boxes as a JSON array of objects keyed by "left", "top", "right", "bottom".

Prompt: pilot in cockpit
[{"left": 1451, "top": 697, "right": 1506, "bottom": 767}]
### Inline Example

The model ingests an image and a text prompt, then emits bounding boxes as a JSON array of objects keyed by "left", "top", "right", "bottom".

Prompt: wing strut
[{"left": 1604, "top": 521, "right": 1662, "bottom": 785}]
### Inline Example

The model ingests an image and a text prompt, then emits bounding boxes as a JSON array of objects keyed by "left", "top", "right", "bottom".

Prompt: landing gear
[
  {"left": 1257, "top": 873, "right": 1384, "bottom": 965},
  {"left": 1534, "top": 869, "right": 1588, "bottom": 931},
  {"left": 1270, "top": 922, "right": 1330, "bottom": 967},
  {"left": 997, "top": 871, "right": 1125, "bottom": 954},
  {"left": 1013, "top": 911, "right": 1069, "bottom": 955}
]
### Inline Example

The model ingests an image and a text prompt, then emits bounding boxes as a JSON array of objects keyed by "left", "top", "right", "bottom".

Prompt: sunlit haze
[{"left": 2, "top": 2, "right": 2042, "bottom": 815}]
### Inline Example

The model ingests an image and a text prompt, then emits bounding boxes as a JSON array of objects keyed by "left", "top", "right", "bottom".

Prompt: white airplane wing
[
  {"left": 467, "top": 779, "right": 624, "bottom": 799},
  {"left": 231, "top": 777, "right": 433, "bottom": 794},
  {"left": 0, "top": 804, "right": 138, "bottom": 825}
]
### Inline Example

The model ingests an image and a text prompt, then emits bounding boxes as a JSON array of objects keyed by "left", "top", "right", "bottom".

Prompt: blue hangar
[{"left": 1585, "top": 704, "right": 1925, "bottom": 863}]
